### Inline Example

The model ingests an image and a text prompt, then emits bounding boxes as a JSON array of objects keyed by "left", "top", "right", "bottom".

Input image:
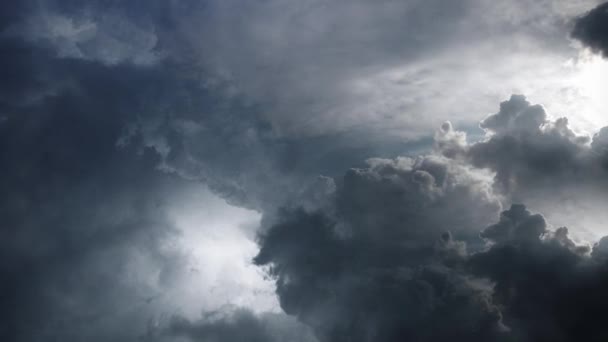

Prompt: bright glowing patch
[
  {"left": 565, "top": 51, "right": 608, "bottom": 130},
  {"left": 122, "top": 184, "right": 280, "bottom": 321},
  {"left": 166, "top": 185, "right": 280, "bottom": 319}
]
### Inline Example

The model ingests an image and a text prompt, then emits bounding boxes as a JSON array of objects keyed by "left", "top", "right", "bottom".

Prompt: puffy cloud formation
[
  {"left": 254, "top": 156, "right": 507, "bottom": 341},
  {"left": 469, "top": 95, "right": 606, "bottom": 191},
  {"left": 253, "top": 95, "right": 608, "bottom": 341},
  {"left": 479, "top": 204, "right": 547, "bottom": 244},
  {"left": 336, "top": 156, "right": 501, "bottom": 244},
  {"left": 572, "top": 2, "right": 608, "bottom": 57},
  {"left": 436, "top": 94, "right": 608, "bottom": 237},
  {"left": 256, "top": 194, "right": 608, "bottom": 341},
  {"left": 469, "top": 205, "right": 608, "bottom": 342},
  {"left": 435, "top": 94, "right": 604, "bottom": 192}
]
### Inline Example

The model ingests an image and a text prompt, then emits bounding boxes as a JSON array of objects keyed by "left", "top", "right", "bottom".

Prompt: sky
[{"left": 2, "top": 1, "right": 608, "bottom": 341}]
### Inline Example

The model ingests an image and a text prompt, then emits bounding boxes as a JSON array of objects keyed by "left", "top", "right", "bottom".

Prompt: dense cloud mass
[
  {"left": 469, "top": 205, "right": 608, "bottom": 342},
  {"left": 2, "top": 1, "right": 608, "bottom": 342},
  {"left": 438, "top": 94, "right": 608, "bottom": 191},
  {"left": 0, "top": 36, "right": 174, "bottom": 341},
  {"left": 0, "top": 2, "right": 290, "bottom": 341},
  {"left": 253, "top": 96, "right": 608, "bottom": 341},
  {"left": 254, "top": 157, "right": 507, "bottom": 341},
  {"left": 255, "top": 194, "right": 608, "bottom": 341},
  {"left": 434, "top": 94, "right": 608, "bottom": 238},
  {"left": 573, "top": 2, "right": 608, "bottom": 57}
]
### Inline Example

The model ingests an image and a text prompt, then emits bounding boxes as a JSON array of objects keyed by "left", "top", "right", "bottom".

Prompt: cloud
[
  {"left": 133, "top": 0, "right": 607, "bottom": 138},
  {"left": 572, "top": 2, "right": 608, "bottom": 57},
  {"left": 256, "top": 191, "right": 608, "bottom": 341},
  {"left": 147, "top": 307, "right": 317, "bottom": 342},
  {"left": 469, "top": 204, "right": 608, "bottom": 341},
  {"left": 479, "top": 204, "right": 547, "bottom": 244},
  {"left": 254, "top": 155, "right": 508, "bottom": 341},
  {"left": 4, "top": 2, "right": 162, "bottom": 66},
  {"left": 0, "top": 18, "right": 276, "bottom": 340},
  {"left": 436, "top": 94, "right": 608, "bottom": 237},
  {"left": 2, "top": 1, "right": 608, "bottom": 342},
  {"left": 253, "top": 91, "right": 608, "bottom": 341},
  {"left": 5, "top": 0, "right": 600, "bottom": 212},
  {"left": 0, "top": 44, "right": 182, "bottom": 339}
]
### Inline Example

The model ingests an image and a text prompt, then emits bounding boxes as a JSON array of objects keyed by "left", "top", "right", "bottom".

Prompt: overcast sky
[{"left": 2, "top": 1, "right": 608, "bottom": 341}]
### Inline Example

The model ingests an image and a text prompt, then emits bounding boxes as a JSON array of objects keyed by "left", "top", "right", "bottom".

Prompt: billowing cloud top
[{"left": 2, "top": 1, "right": 608, "bottom": 342}]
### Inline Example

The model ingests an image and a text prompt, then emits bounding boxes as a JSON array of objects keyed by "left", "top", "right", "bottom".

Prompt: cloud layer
[{"left": 2, "top": 1, "right": 608, "bottom": 342}]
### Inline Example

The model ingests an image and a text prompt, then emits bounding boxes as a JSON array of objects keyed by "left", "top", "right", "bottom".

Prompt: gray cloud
[
  {"left": 479, "top": 204, "right": 547, "bottom": 245},
  {"left": 253, "top": 91, "right": 608, "bottom": 341},
  {"left": 436, "top": 94, "right": 608, "bottom": 237},
  {"left": 469, "top": 205, "right": 608, "bottom": 342},
  {"left": 2, "top": 1, "right": 608, "bottom": 342},
  {"left": 120, "top": 0, "right": 604, "bottom": 139},
  {"left": 572, "top": 2, "right": 608, "bottom": 57},
  {"left": 254, "top": 155, "right": 508, "bottom": 341},
  {"left": 256, "top": 192, "right": 608, "bottom": 341},
  {"left": 3, "top": 0, "right": 164, "bottom": 66},
  {"left": 147, "top": 308, "right": 317, "bottom": 342},
  {"left": 0, "top": 11, "right": 275, "bottom": 339},
  {"left": 0, "top": 41, "right": 183, "bottom": 340}
]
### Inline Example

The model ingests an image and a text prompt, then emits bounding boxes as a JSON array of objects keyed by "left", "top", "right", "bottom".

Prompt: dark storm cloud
[
  {"left": 0, "top": 2, "right": 281, "bottom": 340},
  {"left": 572, "top": 2, "right": 608, "bottom": 57},
  {"left": 4, "top": 0, "right": 432, "bottom": 213},
  {"left": 4, "top": 1, "right": 608, "bottom": 342},
  {"left": 0, "top": 1, "right": 334, "bottom": 341},
  {"left": 469, "top": 205, "right": 608, "bottom": 342},
  {"left": 256, "top": 194, "right": 608, "bottom": 341},
  {"left": 0, "top": 34, "right": 188, "bottom": 340},
  {"left": 479, "top": 204, "right": 547, "bottom": 244},
  {"left": 0, "top": 0, "right": 367, "bottom": 214},
  {"left": 254, "top": 91, "right": 608, "bottom": 341},
  {"left": 254, "top": 156, "right": 509, "bottom": 341}
]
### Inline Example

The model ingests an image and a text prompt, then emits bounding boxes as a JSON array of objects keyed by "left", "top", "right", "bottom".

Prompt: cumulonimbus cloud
[
  {"left": 254, "top": 158, "right": 608, "bottom": 341},
  {"left": 253, "top": 94, "right": 608, "bottom": 341}
]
